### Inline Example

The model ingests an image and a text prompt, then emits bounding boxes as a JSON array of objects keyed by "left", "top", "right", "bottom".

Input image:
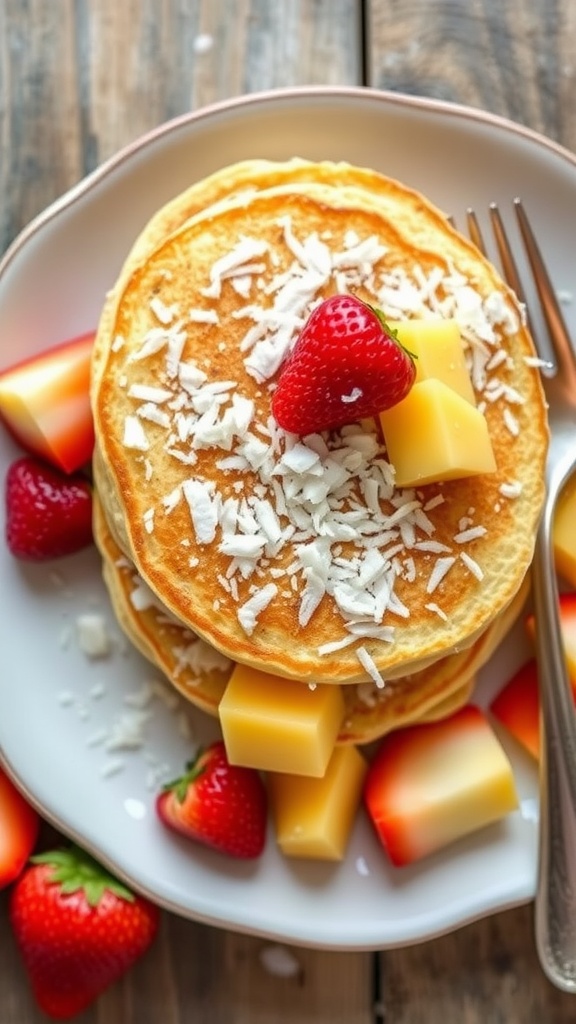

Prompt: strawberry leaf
[
  {"left": 31, "top": 846, "right": 135, "bottom": 906},
  {"left": 162, "top": 751, "right": 208, "bottom": 803},
  {"left": 364, "top": 301, "right": 417, "bottom": 361}
]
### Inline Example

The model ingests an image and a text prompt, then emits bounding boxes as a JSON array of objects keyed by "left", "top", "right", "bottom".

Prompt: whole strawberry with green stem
[
  {"left": 9, "top": 846, "right": 160, "bottom": 1020},
  {"left": 272, "top": 293, "right": 416, "bottom": 435},
  {"left": 156, "top": 741, "right": 268, "bottom": 859}
]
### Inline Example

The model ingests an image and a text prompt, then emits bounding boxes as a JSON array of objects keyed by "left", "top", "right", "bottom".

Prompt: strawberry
[
  {"left": 156, "top": 741, "right": 267, "bottom": 858},
  {"left": 271, "top": 294, "right": 416, "bottom": 435},
  {"left": 0, "top": 768, "right": 40, "bottom": 888},
  {"left": 363, "top": 705, "right": 518, "bottom": 867},
  {"left": 9, "top": 845, "right": 160, "bottom": 1020},
  {"left": 0, "top": 332, "right": 95, "bottom": 474},
  {"left": 490, "top": 660, "right": 541, "bottom": 759},
  {"left": 5, "top": 455, "right": 93, "bottom": 560},
  {"left": 491, "top": 593, "right": 576, "bottom": 759}
]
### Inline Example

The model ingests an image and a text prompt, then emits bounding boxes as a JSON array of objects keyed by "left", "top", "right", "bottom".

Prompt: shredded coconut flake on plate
[{"left": 76, "top": 614, "right": 112, "bottom": 659}]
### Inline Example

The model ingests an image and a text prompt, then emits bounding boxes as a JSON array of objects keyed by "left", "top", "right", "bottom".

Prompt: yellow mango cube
[
  {"left": 379, "top": 378, "right": 496, "bottom": 488},
  {"left": 268, "top": 744, "right": 367, "bottom": 860},
  {"left": 389, "top": 318, "right": 476, "bottom": 404},
  {"left": 218, "top": 663, "right": 345, "bottom": 777},
  {"left": 554, "top": 477, "right": 576, "bottom": 588}
]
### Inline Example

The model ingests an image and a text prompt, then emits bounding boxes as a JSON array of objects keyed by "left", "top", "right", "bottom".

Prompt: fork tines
[{"left": 466, "top": 201, "right": 574, "bottom": 376}]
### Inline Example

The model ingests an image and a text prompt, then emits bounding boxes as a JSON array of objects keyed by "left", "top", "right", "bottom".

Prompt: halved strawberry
[
  {"left": 156, "top": 741, "right": 268, "bottom": 859},
  {"left": 363, "top": 705, "right": 518, "bottom": 867},
  {"left": 0, "top": 767, "right": 40, "bottom": 888},
  {"left": 0, "top": 332, "right": 95, "bottom": 473},
  {"left": 489, "top": 660, "right": 541, "bottom": 759}
]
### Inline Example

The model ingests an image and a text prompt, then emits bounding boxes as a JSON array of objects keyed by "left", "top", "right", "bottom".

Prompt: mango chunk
[
  {"left": 268, "top": 744, "right": 367, "bottom": 860},
  {"left": 218, "top": 663, "right": 345, "bottom": 777},
  {"left": 554, "top": 476, "right": 576, "bottom": 588},
  {"left": 379, "top": 378, "right": 496, "bottom": 487},
  {"left": 389, "top": 318, "right": 476, "bottom": 404}
]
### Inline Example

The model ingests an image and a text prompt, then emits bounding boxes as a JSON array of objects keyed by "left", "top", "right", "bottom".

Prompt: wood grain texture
[
  {"left": 378, "top": 904, "right": 576, "bottom": 1024},
  {"left": 366, "top": 0, "right": 576, "bottom": 152},
  {"left": 0, "top": 0, "right": 361, "bottom": 252}
]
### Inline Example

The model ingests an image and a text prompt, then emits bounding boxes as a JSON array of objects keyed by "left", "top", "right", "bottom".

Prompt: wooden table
[{"left": 1, "top": 2, "right": 575, "bottom": 1020}]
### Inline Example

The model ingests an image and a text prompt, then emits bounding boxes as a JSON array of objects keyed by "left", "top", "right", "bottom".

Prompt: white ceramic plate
[{"left": 0, "top": 87, "right": 571, "bottom": 950}]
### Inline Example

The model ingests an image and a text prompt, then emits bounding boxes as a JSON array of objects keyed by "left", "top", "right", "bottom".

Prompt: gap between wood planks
[{"left": 359, "top": 0, "right": 372, "bottom": 86}]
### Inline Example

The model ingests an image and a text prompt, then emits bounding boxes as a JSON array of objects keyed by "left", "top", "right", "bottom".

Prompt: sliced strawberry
[
  {"left": 0, "top": 332, "right": 95, "bottom": 473},
  {"left": 5, "top": 456, "right": 93, "bottom": 560},
  {"left": 156, "top": 741, "right": 268, "bottom": 859},
  {"left": 526, "top": 592, "right": 576, "bottom": 680},
  {"left": 363, "top": 705, "right": 518, "bottom": 867},
  {"left": 491, "top": 594, "right": 576, "bottom": 758},
  {"left": 489, "top": 660, "right": 541, "bottom": 759},
  {"left": 271, "top": 295, "right": 416, "bottom": 435},
  {"left": 0, "top": 768, "right": 40, "bottom": 888}
]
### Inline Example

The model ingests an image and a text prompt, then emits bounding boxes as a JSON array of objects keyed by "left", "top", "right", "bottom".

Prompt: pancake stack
[{"left": 91, "top": 158, "right": 548, "bottom": 744}]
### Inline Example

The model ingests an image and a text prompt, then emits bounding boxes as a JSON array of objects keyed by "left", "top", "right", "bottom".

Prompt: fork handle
[{"left": 532, "top": 511, "right": 576, "bottom": 993}]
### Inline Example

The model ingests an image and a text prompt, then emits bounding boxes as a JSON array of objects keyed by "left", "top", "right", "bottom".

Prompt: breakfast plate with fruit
[{"left": 1, "top": 87, "right": 576, "bottom": 950}]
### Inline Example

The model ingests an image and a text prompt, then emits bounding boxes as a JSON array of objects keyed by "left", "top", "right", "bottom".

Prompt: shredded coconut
[
  {"left": 499, "top": 480, "right": 523, "bottom": 499},
  {"left": 76, "top": 614, "right": 112, "bottom": 659},
  {"left": 460, "top": 551, "right": 484, "bottom": 580},
  {"left": 113, "top": 208, "right": 533, "bottom": 666},
  {"left": 426, "top": 556, "right": 456, "bottom": 594},
  {"left": 356, "top": 646, "right": 386, "bottom": 688},
  {"left": 237, "top": 583, "right": 278, "bottom": 635},
  {"left": 503, "top": 407, "right": 520, "bottom": 436},
  {"left": 259, "top": 944, "right": 302, "bottom": 978},
  {"left": 425, "top": 602, "right": 448, "bottom": 621},
  {"left": 341, "top": 387, "right": 363, "bottom": 404},
  {"left": 454, "top": 526, "right": 487, "bottom": 544}
]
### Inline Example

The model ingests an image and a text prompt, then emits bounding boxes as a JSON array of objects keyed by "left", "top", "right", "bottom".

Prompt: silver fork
[{"left": 466, "top": 201, "right": 576, "bottom": 992}]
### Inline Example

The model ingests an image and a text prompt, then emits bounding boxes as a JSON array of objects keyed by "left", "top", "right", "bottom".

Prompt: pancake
[
  {"left": 93, "top": 492, "right": 529, "bottom": 744},
  {"left": 338, "top": 572, "right": 529, "bottom": 742},
  {"left": 92, "top": 159, "right": 547, "bottom": 686},
  {"left": 93, "top": 493, "right": 233, "bottom": 715},
  {"left": 106, "top": 157, "right": 459, "bottom": 280}
]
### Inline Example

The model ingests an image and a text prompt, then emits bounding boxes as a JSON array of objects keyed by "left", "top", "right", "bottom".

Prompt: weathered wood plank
[
  {"left": 0, "top": 0, "right": 362, "bottom": 252},
  {"left": 379, "top": 904, "right": 576, "bottom": 1024},
  {"left": 366, "top": 0, "right": 576, "bottom": 153}
]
